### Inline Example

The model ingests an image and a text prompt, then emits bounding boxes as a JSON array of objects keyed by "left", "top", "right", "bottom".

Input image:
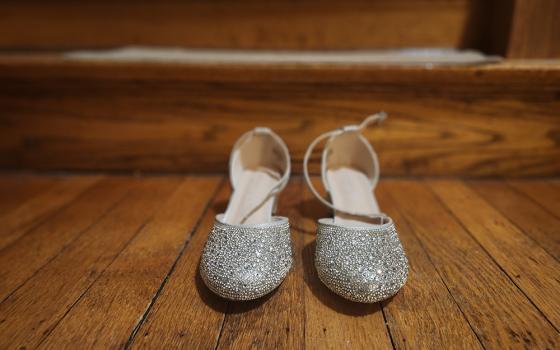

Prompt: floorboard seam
[
  {"left": 213, "top": 307, "right": 229, "bottom": 350},
  {"left": 298, "top": 193, "right": 307, "bottom": 350},
  {"left": 392, "top": 197, "right": 487, "bottom": 349},
  {"left": 505, "top": 181, "right": 560, "bottom": 221},
  {"left": 0, "top": 192, "right": 129, "bottom": 305},
  {"left": 0, "top": 178, "right": 102, "bottom": 255},
  {"left": 123, "top": 178, "right": 226, "bottom": 349},
  {"left": 466, "top": 182, "right": 560, "bottom": 264},
  {"left": 36, "top": 219, "right": 151, "bottom": 348},
  {"left": 380, "top": 304, "right": 397, "bottom": 350},
  {"left": 427, "top": 183, "right": 560, "bottom": 333}
]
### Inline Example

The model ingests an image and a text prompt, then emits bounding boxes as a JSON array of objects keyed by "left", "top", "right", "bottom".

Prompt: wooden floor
[{"left": 0, "top": 174, "right": 559, "bottom": 349}]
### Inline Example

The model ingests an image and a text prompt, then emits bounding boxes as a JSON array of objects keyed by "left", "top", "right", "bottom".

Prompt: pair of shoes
[{"left": 199, "top": 113, "right": 408, "bottom": 303}]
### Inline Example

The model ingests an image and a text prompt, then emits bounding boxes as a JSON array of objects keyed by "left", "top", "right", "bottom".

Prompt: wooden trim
[
  {"left": 0, "top": 56, "right": 559, "bottom": 176},
  {"left": 0, "top": 1, "right": 474, "bottom": 50},
  {"left": 507, "top": 0, "right": 560, "bottom": 58}
]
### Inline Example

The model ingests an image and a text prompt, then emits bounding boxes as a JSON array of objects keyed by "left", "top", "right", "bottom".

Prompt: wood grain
[
  {"left": 507, "top": 0, "right": 560, "bottom": 58},
  {"left": 128, "top": 182, "right": 230, "bottom": 349},
  {"left": 216, "top": 179, "right": 305, "bottom": 349},
  {"left": 384, "top": 180, "right": 559, "bottom": 349},
  {"left": 301, "top": 178, "right": 393, "bottom": 350},
  {"left": 0, "top": 175, "right": 559, "bottom": 348},
  {"left": 376, "top": 183, "right": 483, "bottom": 349},
  {"left": 0, "top": 177, "right": 180, "bottom": 349},
  {"left": 0, "top": 58, "right": 558, "bottom": 176},
  {"left": 0, "top": 1, "right": 474, "bottom": 50},
  {"left": 430, "top": 180, "right": 560, "bottom": 329},
  {"left": 507, "top": 180, "right": 560, "bottom": 219},
  {"left": 0, "top": 177, "right": 135, "bottom": 300},
  {"left": 469, "top": 180, "right": 560, "bottom": 261},
  {"left": 39, "top": 177, "right": 221, "bottom": 349},
  {"left": 0, "top": 175, "right": 56, "bottom": 215},
  {"left": 0, "top": 176, "right": 100, "bottom": 249}
]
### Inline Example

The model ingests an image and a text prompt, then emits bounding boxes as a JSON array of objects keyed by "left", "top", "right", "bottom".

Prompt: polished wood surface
[
  {"left": 0, "top": 175, "right": 558, "bottom": 349},
  {"left": 507, "top": 0, "right": 560, "bottom": 58},
  {"left": 0, "top": 1, "right": 475, "bottom": 50},
  {"left": 2, "top": 1, "right": 558, "bottom": 59},
  {"left": 1, "top": 57, "right": 559, "bottom": 176}
]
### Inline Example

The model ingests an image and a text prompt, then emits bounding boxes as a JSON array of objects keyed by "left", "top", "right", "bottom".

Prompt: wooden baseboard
[{"left": 1, "top": 54, "right": 559, "bottom": 176}]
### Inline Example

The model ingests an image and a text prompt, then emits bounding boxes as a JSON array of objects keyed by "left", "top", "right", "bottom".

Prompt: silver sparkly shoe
[
  {"left": 303, "top": 112, "right": 408, "bottom": 303},
  {"left": 200, "top": 127, "right": 293, "bottom": 300}
]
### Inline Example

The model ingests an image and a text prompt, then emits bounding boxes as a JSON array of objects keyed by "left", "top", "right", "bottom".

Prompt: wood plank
[
  {"left": 469, "top": 180, "right": 560, "bottom": 261},
  {"left": 384, "top": 180, "right": 559, "bottom": 349},
  {"left": 0, "top": 175, "right": 56, "bottom": 215},
  {"left": 507, "top": 180, "right": 560, "bottom": 219},
  {"left": 128, "top": 182, "right": 230, "bottom": 349},
  {"left": 507, "top": 0, "right": 560, "bottom": 58},
  {"left": 376, "top": 183, "right": 483, "bottom": 349},
  {"left": 0, "top": 58, "right": 558, "bottom": 176},
  {"left": 216, "top": 179, "right": 305, "bottom": 349},
  {"left": 0, "top": 177, "right": 180, "bottom": 349},
  {"left": 301, "top": 178, "right": 393, "bottom": 349},
  {"left": 0, "top": 1, "right": 473, "bottom": 50},
  {"left": 0, "top": 177, "right": 138, "bottom": 300},
  {"left": 430, "top": 180, "right": 560, "bottom": 329},
  {"left": 0, "top": 176, "right": 100, "bottom": 249},
  {"left": 39, "top": 177, "right": 221, "bottom": 349}
]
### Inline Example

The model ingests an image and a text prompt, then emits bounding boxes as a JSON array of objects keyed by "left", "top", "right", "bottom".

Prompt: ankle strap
[
  {"left": 303, "top": 112, "right": 388, "bottom": 221},
  {"left": 230, "top": 127, "right": 291, "bottom": 224}
]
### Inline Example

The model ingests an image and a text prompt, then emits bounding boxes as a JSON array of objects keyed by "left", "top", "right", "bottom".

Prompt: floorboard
[
  {"left": 0, "top": 175, "right": 56, "bottom": 215},
  {"left": 430, "top": 180, "right": 560, "bottom": 330},
  {"left": 0, "top": 177, "right": 180, "bottom": 349},
  {"left": 0, "top": 177, "right": 135, "bottom": 300},
  {"left": 508, "top": 180, "right": 560, "bottom": 219},
  {"left": 129, "top": 181, "right": 230, "bottom": 349},
  {"left": 0, "top": 175, "right": 558, "bottom": 349},
  {"left": 385, "top": 180, "right": 558, "bottom": 349},
  {"left": 0, "top": 176, "right": 100, "bottom": 250},
  {"left": 469, "top": 180, "right": 560, "bottom": 261},
  {"left": 40, "top": 177, "right": 221, "bottom": 349},
  {"left": 377, "top": 184, "right": 482, "bottom": 349}
]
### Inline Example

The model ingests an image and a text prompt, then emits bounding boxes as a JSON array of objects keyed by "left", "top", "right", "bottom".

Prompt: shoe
[
  {"left": 303, "top": 112, "right": 408, "bottom": 303},
  {"left": 200, "top": 127, "right": 293, "bottom": 300}
]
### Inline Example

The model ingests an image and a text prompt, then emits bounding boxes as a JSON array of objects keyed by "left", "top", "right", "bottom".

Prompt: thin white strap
[
  {"left": 303, "top": 112, "right": 388, "bottom": 221},
  {"left": 234, "top": 128, "right": 291, "bottom": 224}
]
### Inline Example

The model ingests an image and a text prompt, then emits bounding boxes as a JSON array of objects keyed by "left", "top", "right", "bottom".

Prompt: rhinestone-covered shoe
[
  {"left": 315, "top": 218, "right": 408, "bottom": 303},
  {"left": 303, "top": 112, "right": 409, "bottom": 303},
  {"left": 200, "top": 127, "right": 292, "bottom": 300},
  {"left": 200, "top": 216, "right": 293, "bottom": 300}
]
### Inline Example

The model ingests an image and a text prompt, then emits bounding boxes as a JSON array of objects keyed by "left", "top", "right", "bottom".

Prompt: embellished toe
[
  {"left": 315, "top": 218, "right": 408, "bottom": 303},
  {"left": 199, "top": 216, "right": 293, "bottom": 300}
]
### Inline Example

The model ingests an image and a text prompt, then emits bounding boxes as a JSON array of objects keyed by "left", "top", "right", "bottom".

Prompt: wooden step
[
  {"left": 0, "top": 0, "right": 482, "bottom": 51},
  {"left": 0, "top": 52, "right": 559, "bottom": 176},
  {"left": 2, "top": 1, "right": 558, "bottom": 58}
]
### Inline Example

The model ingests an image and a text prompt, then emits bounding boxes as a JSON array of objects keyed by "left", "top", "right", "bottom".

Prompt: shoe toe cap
[
  {"left": 315, "top": 221, "right": 408, "bottom": 303},
  {"left": 199, "top": 219, "right": 293, "bottom": 300},
  {"left": 317, "top": 262, "right": 408, "bottom": 303},
  {"left": 200, "top": 260, "right": 286, "bottom": 300}
]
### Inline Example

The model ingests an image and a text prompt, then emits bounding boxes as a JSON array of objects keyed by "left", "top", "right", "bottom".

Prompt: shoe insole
[
  {"left": 223, "top": 169, "right": 279, "bottom": 225},
  {"left": 327, "top": 167, "right": 381, "bottom": 226}
]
